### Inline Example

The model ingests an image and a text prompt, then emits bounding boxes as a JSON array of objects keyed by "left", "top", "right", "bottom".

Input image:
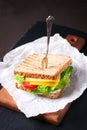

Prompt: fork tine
[{"left": 42, "top": 57, "right": 48, "bottom": 69}]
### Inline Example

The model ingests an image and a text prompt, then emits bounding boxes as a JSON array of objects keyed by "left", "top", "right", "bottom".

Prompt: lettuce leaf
[{"left": 14, "top": 74, "right": 25, "bottom": 85}]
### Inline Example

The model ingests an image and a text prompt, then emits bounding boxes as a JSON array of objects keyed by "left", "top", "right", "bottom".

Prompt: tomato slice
[{"left": 23, "top": 82, "right": 37, "bottom": 90}]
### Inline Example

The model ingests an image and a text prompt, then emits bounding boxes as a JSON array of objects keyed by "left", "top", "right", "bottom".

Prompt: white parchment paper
[{"left": 0, "top": 33, "right": 87, "bottom": 117}]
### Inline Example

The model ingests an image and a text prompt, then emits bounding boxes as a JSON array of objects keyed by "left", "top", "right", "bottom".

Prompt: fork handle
[{"left": 46, "top": 16, "right": 54, "bottom": 56}]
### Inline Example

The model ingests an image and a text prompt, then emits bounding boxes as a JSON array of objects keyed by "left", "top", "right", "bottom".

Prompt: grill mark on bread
[{"left": 20, "top": 62, "right": 41, "bottom": 69}]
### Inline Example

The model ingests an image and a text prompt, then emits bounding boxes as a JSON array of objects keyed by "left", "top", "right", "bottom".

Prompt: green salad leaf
[{"left": 14, "top": 74, "right": 25, "bottom": 85}]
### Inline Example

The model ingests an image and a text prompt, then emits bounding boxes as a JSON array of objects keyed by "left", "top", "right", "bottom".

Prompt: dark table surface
[{"left": 0, "top": 21, "right": 87, "bottom": 130}]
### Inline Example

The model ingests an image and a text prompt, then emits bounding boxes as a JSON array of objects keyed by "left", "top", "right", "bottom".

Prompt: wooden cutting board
[{"left": 0, "top": 34, "right": 86, "bottom": 125}]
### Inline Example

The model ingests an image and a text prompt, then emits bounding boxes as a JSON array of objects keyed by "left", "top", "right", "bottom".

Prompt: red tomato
[{"left": 23, "top": 82, "right": 37, "bottom": 90}]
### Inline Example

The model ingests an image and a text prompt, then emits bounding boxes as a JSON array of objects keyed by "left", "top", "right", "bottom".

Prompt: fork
[{"left": 42, "top": 16, "right": 54, "bottom": 69}]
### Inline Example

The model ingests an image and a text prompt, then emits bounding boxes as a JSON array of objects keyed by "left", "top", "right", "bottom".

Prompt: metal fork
[{"left": 42, "top": 16, "right": 54, "bottom": 69}]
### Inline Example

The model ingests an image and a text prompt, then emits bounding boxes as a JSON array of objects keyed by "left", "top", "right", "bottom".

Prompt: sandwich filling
[{"left": 14, "top": 66, "right": 73, "bottom": 95}]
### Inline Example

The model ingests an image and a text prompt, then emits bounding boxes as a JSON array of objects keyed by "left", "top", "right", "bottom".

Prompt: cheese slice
[{"left": 25, "top": 76, "right": 60, "bottom": 87}]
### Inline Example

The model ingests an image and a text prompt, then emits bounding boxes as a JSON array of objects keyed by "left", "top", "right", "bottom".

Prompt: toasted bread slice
[{"left": 14, "top": 53, "right": 72, "bottom": 80}]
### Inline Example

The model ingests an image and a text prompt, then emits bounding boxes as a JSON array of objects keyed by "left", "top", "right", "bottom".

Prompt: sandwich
[{"left": 14, "top": 53, "right": 73, "bottom": 99}]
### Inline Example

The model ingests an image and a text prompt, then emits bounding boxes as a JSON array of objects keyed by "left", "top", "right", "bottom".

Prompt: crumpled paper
[{"left": 0, "top": 33, "right": 87, "bottom": 117}]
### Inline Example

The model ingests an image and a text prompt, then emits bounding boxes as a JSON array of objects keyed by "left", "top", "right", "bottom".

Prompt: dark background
[{"left": 0, "top": 0, "right": 87, "bottom": 57}]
